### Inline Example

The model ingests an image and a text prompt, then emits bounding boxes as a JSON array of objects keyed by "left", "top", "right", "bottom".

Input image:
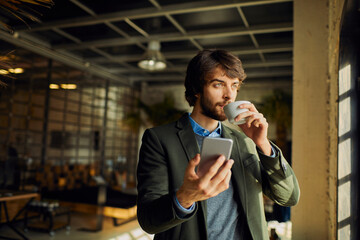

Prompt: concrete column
[{"left": 292, "top": 0, "right": 344, "bottom": 239}]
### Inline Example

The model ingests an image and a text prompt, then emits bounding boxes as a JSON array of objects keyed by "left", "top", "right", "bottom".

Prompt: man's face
[{"left": 197, "top": 67, "right": 240, "bottom": 121}]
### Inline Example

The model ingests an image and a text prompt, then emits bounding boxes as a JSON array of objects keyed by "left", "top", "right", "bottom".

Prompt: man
[{"left": 137, "top": 49, "right": 300, "bottom": 240}]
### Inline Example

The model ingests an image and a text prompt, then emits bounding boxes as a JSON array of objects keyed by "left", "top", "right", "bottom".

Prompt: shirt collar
[{"left": 188, "top": 113, "right": 222, "bottom": 137}]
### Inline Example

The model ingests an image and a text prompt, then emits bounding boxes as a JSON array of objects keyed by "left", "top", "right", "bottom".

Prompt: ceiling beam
[
  {"left": 16, "top": 58, "right": 292, "bottom": 76},
  {"left": 149, "top": 0, "right": 204, "bottom": 51},
  {"left": 88, "top": 45, "right": 293, "bottom": 63},
  {"left": 18, "top": 0, "right": 293, "bottom": 32},
  {"left": 243, "top": 59, "right": 292, "bottom": 68},
  {"left": 0, "top": 31, "right": 131, "bottom": 85},
  {"left": 108, "top": 59, "right": 292, "bottom": 73},
  {"left": 53, "top": 23, "right": 293, "bottom": 50},
  {"left": 130, "top": 69, "right": 292, "bottom": 82}
]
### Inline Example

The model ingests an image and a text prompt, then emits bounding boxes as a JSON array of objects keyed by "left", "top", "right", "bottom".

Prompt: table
[
  {"left": 0, "top": 190, "right": 39, "bottom": 240},
  {"left": 24, "top": 201, "right": 71, "bottom": 236}
]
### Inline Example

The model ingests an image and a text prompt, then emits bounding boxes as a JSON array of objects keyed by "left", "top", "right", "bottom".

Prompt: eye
[
  {"left": 214, "top": 82, "right": 223, "bottom": 88},
  {"left": 232, "top": 83, "right": 240, "bottom": 89}
]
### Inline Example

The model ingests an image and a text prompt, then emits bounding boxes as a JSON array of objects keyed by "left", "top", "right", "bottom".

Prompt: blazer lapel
[
  {"left": 176, "top": 114, "right": 208, "bottom": 233},
  {"left": 222, "top": 125, "right": 248, "bottom": 216},
  {"left": 176, "top": 114, "right": 200, "bottom": 161}
]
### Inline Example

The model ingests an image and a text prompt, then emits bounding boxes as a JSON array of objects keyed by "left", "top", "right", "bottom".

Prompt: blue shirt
[{"left": 189, "top": 114, "right": 222, "bottom": 137}]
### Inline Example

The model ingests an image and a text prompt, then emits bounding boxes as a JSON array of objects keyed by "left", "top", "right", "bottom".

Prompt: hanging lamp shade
[{"left": 138, "top": 40, "right": 166, "bottom": 71}]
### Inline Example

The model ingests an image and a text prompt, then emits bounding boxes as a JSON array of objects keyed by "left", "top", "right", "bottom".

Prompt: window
[{"left": 337, "top": 1, "right": 359, "bottom": 238}]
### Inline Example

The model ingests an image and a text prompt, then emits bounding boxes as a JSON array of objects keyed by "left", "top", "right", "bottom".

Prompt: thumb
[{"left": 188, "top": 154, "right": 201, "bottom": 170}]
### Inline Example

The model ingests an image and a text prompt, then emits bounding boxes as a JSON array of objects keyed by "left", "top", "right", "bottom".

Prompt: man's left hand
[{"left": 234, "top": 103, "right": 272, "bottom": 155}]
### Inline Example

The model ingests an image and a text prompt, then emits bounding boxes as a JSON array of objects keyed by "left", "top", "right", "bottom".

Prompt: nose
[{"left": 223, "top": 84, "right": 235, "bottom": 100}]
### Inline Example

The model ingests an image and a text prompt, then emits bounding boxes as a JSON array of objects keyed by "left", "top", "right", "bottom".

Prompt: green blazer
[{"left": 137, "top": 114, "right": 300, "bottom": 240}]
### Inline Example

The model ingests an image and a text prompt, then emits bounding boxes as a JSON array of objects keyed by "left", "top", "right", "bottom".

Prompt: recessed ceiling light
[
  {"left": 8, "top": 68, "right": 24, "bottom": 74},
  {"left": 61, "top": 84, "right": 77, "bottom": 89},
  {"left": 0, "top": 69, "right": 9, "bottom": 75},
  {"left": 49, "top": 84, "right": 60, "bottom": 89}
]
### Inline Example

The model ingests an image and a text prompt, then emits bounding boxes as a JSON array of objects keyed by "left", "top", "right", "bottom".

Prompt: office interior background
[{"left": 0, "top": 0, "right": 359, "bottom": 239}]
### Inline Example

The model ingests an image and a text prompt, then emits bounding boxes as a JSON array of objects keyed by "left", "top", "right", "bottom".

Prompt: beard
[{"left": 200, "top": 95, "right": 228, "bottom": 121}]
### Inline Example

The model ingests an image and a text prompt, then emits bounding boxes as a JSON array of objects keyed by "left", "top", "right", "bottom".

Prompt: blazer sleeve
[
  {"left": 258, "top": 143, "right": 300, "bottom": 207},
  {"left": 136, "top": 128, "right": 197, "bottom": 234}
]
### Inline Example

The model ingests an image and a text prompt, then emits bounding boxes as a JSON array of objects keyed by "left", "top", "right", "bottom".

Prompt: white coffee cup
[{"left": 223, "top": 100, "right": 251, "bottom": 124}]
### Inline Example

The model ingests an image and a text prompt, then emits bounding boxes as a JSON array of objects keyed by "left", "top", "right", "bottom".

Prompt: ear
[{"left": 193, "top": 93, "right": 201, "bottom": 106}]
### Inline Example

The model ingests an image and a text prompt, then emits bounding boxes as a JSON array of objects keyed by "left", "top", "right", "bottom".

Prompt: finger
[
  {"left": 192, "top": 154, "right": 201, "bottom": 165},
  {"left": 201, "top": 155, "right": 226, "bottom": 182},
  {"left": 239, "top": 103, "right": 258, "bottom": 113},
  {"left": 248, "top": 113, "right": 267, "bottom": 128},
  {"left": 234, "top": 111, "right": 255, "bottom": 123},
  {"left": 256, "top": 117, "right": 268, "bottom": 128},
  {"left": 211, "top": 159, "right": 234, "bottom": 185},
  {"left": 187, "top": 154, "right": 201, "bottom": 174},
  {"left": 245, "top": 113, "right": 264, "bottom": 127},
  {"left": 210, "top": 168, "right": 233, "bottom": 196},
  {"left": 220, "top": 169, "right": 232, "bottom": 191}
]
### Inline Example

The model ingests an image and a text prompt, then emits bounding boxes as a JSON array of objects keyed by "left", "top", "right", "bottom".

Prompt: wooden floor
[
  {"left": 1, "top": 212, "right": 291, "bottom": 240},
  {"left": 0, "top": 212, "right": 153, "bottom": 240}
]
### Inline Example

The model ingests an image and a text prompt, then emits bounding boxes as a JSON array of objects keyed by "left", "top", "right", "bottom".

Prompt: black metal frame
[{"left": 0, "top": 196, "right": 36, "bottom": 240}]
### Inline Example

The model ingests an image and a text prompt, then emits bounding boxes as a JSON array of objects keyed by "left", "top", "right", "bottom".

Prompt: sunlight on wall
[
  {"left": 338, "top": 225, "right": 351, "bottom": 240},
  {"left": 337, "top": 64, "right": 352, "bottom": 239},
  {"left": 339, "top": 65, "right": 351, "bottom": 95},
  {"left": 338, "top": 138, "right": 351, "bottom": 179},
  {"left": 338, "top": 181, "right": 351, "bottom": 222},
  {"left": 339, "top": 97, "right": 351, "bottom": 136}
]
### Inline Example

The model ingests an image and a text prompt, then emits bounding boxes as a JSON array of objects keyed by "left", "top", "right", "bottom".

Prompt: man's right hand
[{"left": 175, "top": 153, "right": 234, "bottom": 209}]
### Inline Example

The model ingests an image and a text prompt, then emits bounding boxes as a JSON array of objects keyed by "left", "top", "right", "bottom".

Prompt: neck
[{"left": 190, "top": 108, "right": 219, "bottom": 132}]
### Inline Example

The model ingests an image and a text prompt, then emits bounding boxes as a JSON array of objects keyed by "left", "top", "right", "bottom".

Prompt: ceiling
[{"left": 0, "top": 0, "right": 293, "bottom": 87}]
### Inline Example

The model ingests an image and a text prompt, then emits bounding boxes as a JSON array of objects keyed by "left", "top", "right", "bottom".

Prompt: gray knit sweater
[{"left": 195, "top": 134, "right": 246, "bottom": 240}]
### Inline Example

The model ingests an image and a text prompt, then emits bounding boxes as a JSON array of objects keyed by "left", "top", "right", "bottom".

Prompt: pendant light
[{"left": 138, "top": 40, "right": 166, "bottom": 71}]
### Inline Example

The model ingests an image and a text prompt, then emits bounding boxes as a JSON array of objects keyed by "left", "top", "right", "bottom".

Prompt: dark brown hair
[{"left": 184, "top": 49, "right": 247, "bottom": 106}]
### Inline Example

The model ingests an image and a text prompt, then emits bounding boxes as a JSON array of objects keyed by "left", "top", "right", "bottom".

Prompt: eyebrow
[
  {"left": 208, "top": 79, "right": 240, "bottom": 84},
  {"left": 208, "top": 79, "right": 224, "bottom": 83}
]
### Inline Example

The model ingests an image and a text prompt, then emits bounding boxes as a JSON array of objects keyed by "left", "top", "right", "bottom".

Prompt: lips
[
  {"left": 220, "top": 101, "right": 231, "bottom": 109},
  {"left": 219, "top": 104, "right": 228, "bottom": 110},
  {"left": 218, "top": 104, "right": 226, "bottom": 109}
]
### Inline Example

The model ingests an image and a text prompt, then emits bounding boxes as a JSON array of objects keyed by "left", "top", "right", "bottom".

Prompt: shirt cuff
[
  {"left": 172, "top": 192, "right": 195, "bottom": 218},
  {"left": 258, "top": 144, "right": 277, "bottom": 158},
  {"left": 270, "top": 145, "right": 277, "bottom": 158}
]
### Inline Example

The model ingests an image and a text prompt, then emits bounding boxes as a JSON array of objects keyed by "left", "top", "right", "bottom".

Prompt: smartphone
[{"left": 197, "top": 137, "right": 233, "bottom": 177}]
